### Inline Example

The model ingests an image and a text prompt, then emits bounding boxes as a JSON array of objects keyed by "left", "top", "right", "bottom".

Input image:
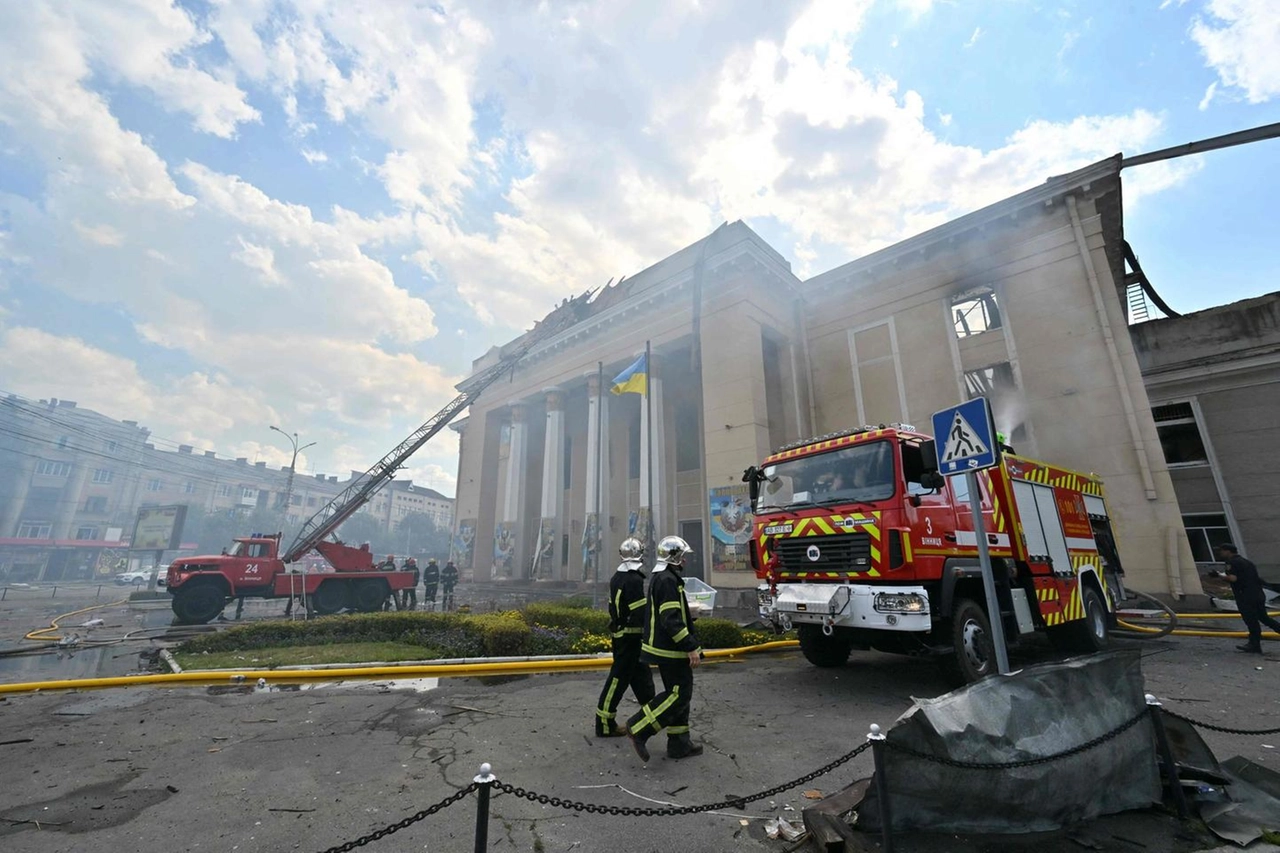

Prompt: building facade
[
  {"left": 452, "top": 156, "right": 1202, "bottom": 600},
  {"left": 1132, "top": 292, "right": 1280, "bottom": 580}
]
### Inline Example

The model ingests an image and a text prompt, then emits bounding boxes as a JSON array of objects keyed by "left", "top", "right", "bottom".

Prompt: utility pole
[{"left": 269, "top": 426, "right": 316, "bottom": 522}]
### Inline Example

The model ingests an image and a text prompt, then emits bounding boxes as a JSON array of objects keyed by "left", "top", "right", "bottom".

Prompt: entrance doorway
[{"left": 679, "top": 519, "right": 705, "bottom": 581}]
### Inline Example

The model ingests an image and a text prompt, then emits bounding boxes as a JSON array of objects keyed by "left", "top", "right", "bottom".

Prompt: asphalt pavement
[{"left": 1, "top": 589, "right": 1278, "bottom": 852}]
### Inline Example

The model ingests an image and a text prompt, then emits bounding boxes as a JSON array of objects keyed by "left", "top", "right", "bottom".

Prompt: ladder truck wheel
[
  {"left": 310, "top": 580, "right": 350, "bottom": 615},
  {"left": 941, "top": 598, "right": 995, "bottom": 684},
  {"left": 353, "top": 579, "right": 389, "bottom": 612},
  {"left": 797, "top": 624, "right": 852, "bottom": 668},
  {"left": 172, "top": 582, "right": 229, "bottom": 625}
]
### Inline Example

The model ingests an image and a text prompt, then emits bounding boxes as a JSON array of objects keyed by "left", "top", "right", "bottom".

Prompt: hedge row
[{"left": 176, "top": 605, "right": 761, "bottom": 660}]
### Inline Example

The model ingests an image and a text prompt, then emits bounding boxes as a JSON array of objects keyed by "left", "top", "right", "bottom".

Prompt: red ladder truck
[
  {"left": 163, "top": 293, "right": 593, "bottom": 624},
  {"left": 743, "top": 425, "right": 1127, "bottom": 683}
]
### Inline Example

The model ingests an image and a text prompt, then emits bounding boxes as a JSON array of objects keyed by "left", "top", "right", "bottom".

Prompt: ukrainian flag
[{"left": 610, "top": 353, "right": 648, "bottom": 396}]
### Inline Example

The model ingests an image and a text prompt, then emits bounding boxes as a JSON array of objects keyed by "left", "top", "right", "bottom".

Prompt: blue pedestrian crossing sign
[{"left": 931, "top": 397, "right": 1000, "bottom": 475}]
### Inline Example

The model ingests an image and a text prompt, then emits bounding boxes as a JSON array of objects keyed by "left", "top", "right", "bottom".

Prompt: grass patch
[{"left": 175, "top": 641, "right": 439, "bottom": 670}]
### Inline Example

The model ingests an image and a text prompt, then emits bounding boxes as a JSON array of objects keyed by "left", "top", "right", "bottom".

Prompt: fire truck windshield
[
  {"left": 756, "top": 440, "right": 895, "bottom": 512},
  {"left": 224, "top": 541, "right": 244, "bottom": 557}
]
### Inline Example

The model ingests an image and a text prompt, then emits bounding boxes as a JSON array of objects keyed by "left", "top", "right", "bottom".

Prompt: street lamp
[{"left": 269, "top": 425, "right": 317, "bottom": 517}]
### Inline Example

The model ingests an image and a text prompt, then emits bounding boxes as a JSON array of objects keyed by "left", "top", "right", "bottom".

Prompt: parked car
[{"left": 115, "top": 568, "right": 165, "bottom": 587}]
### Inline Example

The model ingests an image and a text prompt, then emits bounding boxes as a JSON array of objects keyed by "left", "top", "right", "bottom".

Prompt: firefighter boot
[
  {"left": 594, "top": 718, "right": 625, "bottom": 738},
  {"left": 666, "top": 733, "right": 703, "bottom": 760},
  {"left": 623, "top": 726, "right": 650, "bottom": 762}
]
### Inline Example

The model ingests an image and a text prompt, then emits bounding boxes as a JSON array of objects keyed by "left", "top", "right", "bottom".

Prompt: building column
[
  {"left": 495, "top": 403, "right": 527, "bottom": 579},
  {"left": 535, "top": 388, "right": 565, "bottom": 580},
  {"left": 582, "top": 372, "right": 610, "bottom": 582},
  {"left": 56, "top": 463, "right": 92, "bottom": 539},
  {"left": 0, "top": 456, "right": 36, "bottom": 537},
  {"left": 638, "top": 354, "right": 668, "bottom": 548}
]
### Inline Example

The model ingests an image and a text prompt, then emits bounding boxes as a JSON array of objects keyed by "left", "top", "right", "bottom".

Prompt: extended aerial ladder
[{"left": 282, "top": 291, "right": 594, "bottom": 564}]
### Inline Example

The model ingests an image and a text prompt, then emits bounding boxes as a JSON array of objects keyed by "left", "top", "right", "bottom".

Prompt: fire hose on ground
[{"left": 1115, "top": 589, "right": 1280, "bottom": 640}]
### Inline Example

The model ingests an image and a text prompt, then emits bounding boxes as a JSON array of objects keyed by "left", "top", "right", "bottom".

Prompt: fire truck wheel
[
  {"left": 353, "top": 580, "right": 389, "bottom": 612},
  {"left": 943, "top": 598, "right": 995, "bottom": 684},
  {"left": 1068, "top": 585, "right": 1110, "bottom": 653},
  {"left": 311, "top": 580, "right": 350, "bottom": 615},
  {"left": 172, "top": 582, "right": 228, "bottom": 625},
  {"left": 797, "top": 624, "right": 852, "bottom": 668}
]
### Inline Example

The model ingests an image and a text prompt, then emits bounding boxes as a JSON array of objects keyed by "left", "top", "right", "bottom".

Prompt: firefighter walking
[
  {"left": 625, "top": 535, "right": 704, "bottom": 762},
  {"left": 594, "top": 537, "right": 655, "bottom": 738}
]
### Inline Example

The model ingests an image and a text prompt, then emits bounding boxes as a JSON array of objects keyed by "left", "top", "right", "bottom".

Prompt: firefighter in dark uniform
[
  {"left": 440, "top": 560, "right": 459, "bottom": 611},
  {"left": 625, "top": 535, "right": 703, "bottom": 761},
  {"left": 594, "top": 537, "right": 656, "bottom": 737},
  {"left": 422, "top": 558, "right": 440, "bottom": 611},
  {"left": 401, "top": 556, "right": 420, "bottom": 610}
]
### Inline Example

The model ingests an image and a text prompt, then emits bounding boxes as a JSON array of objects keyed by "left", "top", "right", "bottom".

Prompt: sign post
[{"left": 931, "top": 397, "right": 1009, "bottom": 675}]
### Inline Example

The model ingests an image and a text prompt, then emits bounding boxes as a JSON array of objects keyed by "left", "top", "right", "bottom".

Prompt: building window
[
  {"left": 1152, "top": 402, "right": 1208, "bottom": 467},
  {"left": 58, "top": 435, "right": 70, "bottom": 448},
  {"left": 964, "top": 362, "right": 1026, "bottom": 446},
  {"left": 92, "top": 468, "right": 114, "bottom": 484},
  {"left": 35, "top": 460, "right": 72, "bottom": 477},
  {"left": 1183, "top": 513, "right": 1232, "bottom": 563},
  {"left": 241, "top": 487, "right": 257, "bottom": 498},
  {"left": 183, "top": 481, "right": 196, "bottom": 494},
  {"left": 104, "top": 440, "right": 119, "bottom": 452},
  {"left": 291, "top": 494, "right": 303, "bottom": 506},
  {"left": 76, "top": 526, "right": 99, "bottom": 540},
  {"left": 308, "top": 496, "right": 318, "bottom": 507},
  {"left": 147, "top": 478, "right": 164, "bottom": 492},
  {"left": 85, "top": 495, "right": 108, "bottom": 513},
  {"left": 217, "top": 484, "right": 233, "bottom": 497},
  {"left": 17, "top": 522, "right": 52, "bottom": 538},
  {"left": 952, "top": 286, "right": 1003, "bottom": 338}
]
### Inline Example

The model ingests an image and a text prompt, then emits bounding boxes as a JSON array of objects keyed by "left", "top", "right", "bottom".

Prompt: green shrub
[
  {"left": 466, "top": 613, "right": 531, "bottom": 656},
  {"left": 558, "top": 595, "right": 595, "bottom": 609},
  {"left": 523, "top": 602, "right": 610, "bottom": 634},
  {"left": 694, "top": 618, "right": 743, "bottom": 649}
]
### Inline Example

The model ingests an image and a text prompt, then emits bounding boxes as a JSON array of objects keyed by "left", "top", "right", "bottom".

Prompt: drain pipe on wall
[
  {"left": 1166, "top": 526, "right": 1185, "bottom": 598},
  {"left": 1066, "top": 194, "right": 1158, "bottom": 501}
]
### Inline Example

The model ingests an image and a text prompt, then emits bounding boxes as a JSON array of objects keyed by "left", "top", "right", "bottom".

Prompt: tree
[
  {"left": 397, "top": 512, "right": 451, "bottom": 562},
  {"left": 335, "top": 512, "right": 389, "bottom": 555}
]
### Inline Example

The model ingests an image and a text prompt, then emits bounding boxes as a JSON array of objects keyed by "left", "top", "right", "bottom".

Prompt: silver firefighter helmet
[
  {"left": 656, "top": 535, "right": 691, "bottom": 566},
  {"left": 619, "top": 537, "right": 645, "bottom": 562}
]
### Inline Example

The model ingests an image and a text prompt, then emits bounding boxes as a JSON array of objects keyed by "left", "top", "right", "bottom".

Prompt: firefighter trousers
[
  {"left": 626, "top": 660, "right": 693, "bottom": 744},
  {"left": 595, "top": 635, "right": 654, "bottom": 735}
]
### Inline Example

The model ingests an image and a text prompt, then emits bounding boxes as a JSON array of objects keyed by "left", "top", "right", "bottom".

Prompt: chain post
[
  {"left": 1146, "top": 694, "right": 1188, "bottom": 818},
  {"left": 473, "top": 762, "right": 496, "bottom": 852},
  {"left": 868, "top": 723, "right": 894, "bottom": 853}
]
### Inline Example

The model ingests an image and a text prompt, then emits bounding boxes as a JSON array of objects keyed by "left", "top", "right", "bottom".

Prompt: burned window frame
[{"left": 951, "top": 285, "right": 1004, "bottom": 339}]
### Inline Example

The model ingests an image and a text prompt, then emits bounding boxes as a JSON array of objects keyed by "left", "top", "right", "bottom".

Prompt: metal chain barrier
[
  {"left": 1161, "top": 707, "right": 1280, "bottom": 736},
  {"left": 496, "top": 739, "right": 873, "bottom": 817},
  {"left": 882, "top": 708, "right": 1149, "bottom": 770},
  {"left": 316, "top": 782, "right": 479, "bottom": 853}
]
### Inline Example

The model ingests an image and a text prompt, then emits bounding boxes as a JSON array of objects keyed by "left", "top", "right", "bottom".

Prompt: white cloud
[
  {"left": 73, "top": 221, "right": 126, "bottom": 247},
  {"left": 896, "top": 0, "right": 934, "bottom": 19},
  {"left": 231, "top": 237, "right": 284, "bottom": 286},
  {"left": 301, "top": 148, "right": 329, "bottom": 164},
  {"left": 1192, "top": 0, "right": 1280, "bottom": 103},
  {"left": 965, "top": 26, "right": 983, "bottom": 48},
  {"left": 1198, "top": 81, "right": 1218, "bottom": 110}
]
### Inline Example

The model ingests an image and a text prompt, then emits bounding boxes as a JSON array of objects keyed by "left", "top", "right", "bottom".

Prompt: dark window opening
[
  {"left": 1183, "top": 513, "right": 1231, "bottom": 563},
  {"left": 675, "top": 400, "right": 701, "bottom": 472},
  {"left": 952, "top": 287, "right": 1003, "bottom": 338}
]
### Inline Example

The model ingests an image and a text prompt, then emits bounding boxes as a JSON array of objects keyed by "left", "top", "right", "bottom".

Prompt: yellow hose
[
  {"left": 23, "top": 599, "right": 131, "bottom": 643},
  {"left": 1117, "top": 619, "right": 1279, "bottom": 639},
  {"left": 0, "top": 639, "right": 800, "bottom": 695}
]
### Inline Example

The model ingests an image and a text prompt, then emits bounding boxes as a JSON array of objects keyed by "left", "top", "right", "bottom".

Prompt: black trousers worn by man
[
  {"left": 1239, "top": 593, "right": 1280, "bottom": 651},
  {"left": 626, "top": 660, "right": 695, "bottom": 757},
  {"left": 594, "top": 634, "right": 654, "bottom": 737}
]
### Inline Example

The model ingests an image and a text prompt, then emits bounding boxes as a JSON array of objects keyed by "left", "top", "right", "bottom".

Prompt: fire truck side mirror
[
  {"left": 919, "top": 439, "right": 939, "bottom": 470},
  {"left": 921, "top": 471, "right": 946, "bottom": 491}
]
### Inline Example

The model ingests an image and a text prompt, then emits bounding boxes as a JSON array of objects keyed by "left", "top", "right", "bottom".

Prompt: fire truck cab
[{"left": 745, "top": 426, "right": 1126, "bottom": 683}]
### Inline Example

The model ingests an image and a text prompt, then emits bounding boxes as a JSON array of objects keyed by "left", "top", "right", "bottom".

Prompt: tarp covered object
[{"left": 859, "top": 650, "right": 1160, "bottom": 833}]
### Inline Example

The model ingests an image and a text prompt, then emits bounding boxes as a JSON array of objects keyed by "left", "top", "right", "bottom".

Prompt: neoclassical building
[{"left": 451, "top": 156, "right": 1200, "bottom": 604}]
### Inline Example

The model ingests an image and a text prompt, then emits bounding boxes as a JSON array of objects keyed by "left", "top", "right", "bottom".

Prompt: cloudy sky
[{"left": 1, "top": 0, "right": 1277, "bottom": 496}]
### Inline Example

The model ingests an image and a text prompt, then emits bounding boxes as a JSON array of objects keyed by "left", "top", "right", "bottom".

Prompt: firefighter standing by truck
[
  {"left": 422, "top": 558, "right": 440, "bottom": 610},
  {"left": 441, "top": 560, "right": 459, "bottom": 611},
  {"left": 625, "top": 535, "right": 704, "bottom": 762},
  {"left": 594, "top": 537, "right": 656, "bottom": 738}
]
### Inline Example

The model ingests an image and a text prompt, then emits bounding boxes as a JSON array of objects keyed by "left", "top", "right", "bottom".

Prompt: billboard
[
  {"left": 130, "top": 505, "right": 188, "bottom": 551},
  {"left": 709, "top": 485, "right": 752, "bottom": 573}
]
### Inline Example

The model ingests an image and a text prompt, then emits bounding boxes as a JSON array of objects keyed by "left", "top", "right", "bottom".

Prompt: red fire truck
[
  {"left": 164, "top": 292, "right": 594, "bottom": 624},
  {"left": 744, "top": 425, "right": 1127, "bottom": 683}
]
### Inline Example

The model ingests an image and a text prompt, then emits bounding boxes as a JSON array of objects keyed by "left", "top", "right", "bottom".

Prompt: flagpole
[
  {"left": 593, "top": 360, "right": 604, "bottom": 608},
  {"left": 645, "top": 339, "right": 653, "bottom": 553}
]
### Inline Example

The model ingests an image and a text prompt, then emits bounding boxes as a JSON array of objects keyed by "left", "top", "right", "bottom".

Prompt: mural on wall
[
  {"left": 709, "top": 485, "right": 752, "bottom": 573},
  {"left": 493, "top": 522, "right": 516, "bottom": 578},
  {"left": 452, "top": 520, "right": 476, "bottom": 570},
  {"left": 533, "top": 519, "right": 556, "bottom": 579},
  {"left": 581, "top": 512, "right": 601, "bottom": 582}
]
